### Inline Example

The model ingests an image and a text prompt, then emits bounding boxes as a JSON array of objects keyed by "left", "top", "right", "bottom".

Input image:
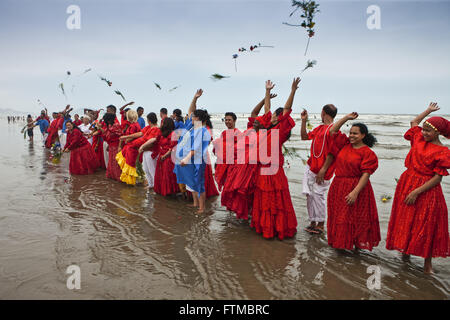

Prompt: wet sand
[{"left": 0, "top": 114, "right": 449, "bottom": 299}]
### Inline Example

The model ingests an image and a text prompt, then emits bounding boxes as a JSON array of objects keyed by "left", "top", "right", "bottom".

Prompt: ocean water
[{"left": 0, "top": 114, "right": 449, "bottom": 299}]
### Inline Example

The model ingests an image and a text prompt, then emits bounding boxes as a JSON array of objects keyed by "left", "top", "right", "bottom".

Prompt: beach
[{"left": 0, "top": 113, "right": 449, "bottom": 300}]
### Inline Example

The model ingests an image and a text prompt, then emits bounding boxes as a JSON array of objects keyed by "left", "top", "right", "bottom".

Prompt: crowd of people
[{"left": 19, "top": 78, "right": 450, "bottom": 274}]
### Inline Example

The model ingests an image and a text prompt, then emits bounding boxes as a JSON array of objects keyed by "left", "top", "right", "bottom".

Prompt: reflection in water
[{"left": 0, "top": 118, "right": 449, "bottom": 299}]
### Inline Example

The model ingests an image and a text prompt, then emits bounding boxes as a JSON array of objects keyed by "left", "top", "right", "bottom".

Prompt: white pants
[
  {"left": 42, "top": 133, "right": 48, "bottom": 144},
  {"left": 103, "top": 141, "right": 109, "bottom": 167},
  {"left": 58, "top": 131, "right": 67, "bottom": 147},
  {"left": 142, "top": 152, "right": 158, "bottom": 188},
  {"left": 302, "top": 166, "right": 330, "bottom": 223}
]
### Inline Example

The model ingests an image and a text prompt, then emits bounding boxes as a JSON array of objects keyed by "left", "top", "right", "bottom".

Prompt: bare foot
[
  {"left": 402, "top": 253, "right": 411, "bottom": 262},
  {"left": 196, "top": 208, "right": 205, "bottom": 214},
  {"left": 187, "top": 203, "right": 198, "bottom": 208},
  {"left": 424, "top": 257, "right": 433, "bottom": 274}
]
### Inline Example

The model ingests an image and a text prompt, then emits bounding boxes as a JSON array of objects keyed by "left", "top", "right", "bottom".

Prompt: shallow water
[{"left": 0, "top": 114, "right": 449, "bottom": 300}]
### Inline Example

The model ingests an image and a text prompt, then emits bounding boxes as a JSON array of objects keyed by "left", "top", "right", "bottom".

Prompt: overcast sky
[{"left": 0, "top": 0, "right": 449, "bottom": 115}]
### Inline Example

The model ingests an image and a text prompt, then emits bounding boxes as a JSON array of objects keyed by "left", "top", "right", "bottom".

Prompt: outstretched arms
[
  {"left": 329, "top": 112, "right": 358, "bottom": 135},
  {"left": 120, "top": 101, "right": 134, "bottom": 112},
  {"left": 188, "top": 89, "right": 203, "bottom": 118},
  {"left": 283, "top": 77, "right": 301, "bottom": 115},
  {"left": 250, "top": 94, "right": 277, "bottom": 118},
  {"left": 264, "top": 80, "right": 275, "bottom": 114},
  {"left": 410, "top": 102, "right": 440, "bottom": 128}
]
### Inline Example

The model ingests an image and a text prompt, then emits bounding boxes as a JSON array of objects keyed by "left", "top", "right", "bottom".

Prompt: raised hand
[
  {"left": 194, "top": 89, "right": 203, "bottom": 99},
  {"left": 427, "top": 102, "right": 440, "bottom": 113},
  {"left": 265, "top": 80, "right": 275, "bottom": 91},
  {"left": 301, "top": 109, "right": 308, "bottom": 120},
  {"left": 291, "top": 77, "right": 301, "bottom": 91},
  {"left": 346, "top": 112, "right": 359, "bottom": 120}
]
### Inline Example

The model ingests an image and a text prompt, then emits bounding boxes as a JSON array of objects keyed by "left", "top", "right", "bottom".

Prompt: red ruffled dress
[
  {"left": 327, "top": 136, "right": 380, "bottom": 251},
  {"left": 250, "top": 110, "right": 298, "bottom": 240},
  {"left": 103, "top": 123, "right": 122, "bottom": 181},
  {"left": 204, "top": 126, "right": 219, "bottom": 198},
  {"left": 221, "top": 119, "right": 260, "bottom": 220},
  {"left": 64, "top": 128, "right": 100, "bottom": 175},
  {"left": 154, "top": 131, "right": 180, "bottom": 195},
  {"left": 92, "top": 121, "right": 106, "bottom": 169},
  {"left": 45, "top": 118, "right": 60, "bottom": 148},
  {"left": 115, "top": 122, "right": 142, "bottom": 185},
  {"left": 386, "top": 126, "right": 450, "bottom": 258},
  {"left": 213, "top": 128, "right": 240, "bottom": 191}
]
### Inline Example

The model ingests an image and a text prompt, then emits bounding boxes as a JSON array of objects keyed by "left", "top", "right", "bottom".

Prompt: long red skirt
[
  {"left": 45, "top": 129, "right": 58, "bottom": 148},
  {"left": 69, "top": 144, "right": 100, "bottom": 175},
  {"left": 92, "top": 136, "right": 106, "bottom": 169},
  {"left": 251, "top": 165, "right": 297, "bottom": 240},
  {"left": 386, "top": 169, "right": 449, "bottom": 258},
  {"left": 221, "top": 164, "right": 258, "bottom": 220},
  {"left": 154, "top": 157, "right": 179, "bottom": 196},
  {"left": 214, "top": 163, "right": 228, "bottom": 191},
  {"left": 327, "top": 177, "right": 380, "bottom": 250},
  {"left": 106, "top": 143, "right": 121, "bottom": 181},
  {"left": 205, "top": 163, "right": 219, "bottom": 198}
]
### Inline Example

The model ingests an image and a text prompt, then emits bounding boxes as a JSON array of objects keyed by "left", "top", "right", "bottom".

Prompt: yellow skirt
[{"left": 116, "top": 151, "right": 138, "bottom": 185}]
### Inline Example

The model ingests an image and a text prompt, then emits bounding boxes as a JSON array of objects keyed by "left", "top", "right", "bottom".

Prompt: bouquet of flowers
[
  {"left": 50, "top": 143, "right": 62, "bottom": 164},
  {"left": 380, "top": 195, "right": 392, "bottom": 203},
  {"left": 135, "top": 158, "right": 145, "bottom": 184}
]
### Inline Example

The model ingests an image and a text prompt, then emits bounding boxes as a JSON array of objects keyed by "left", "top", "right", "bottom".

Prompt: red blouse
[
  {"left": 213, "top": 128, "right": 240, "bottom": 164},
  {"left": 307, "top": 124, "right": 343, "bottom": 180},
  {"left": 158, "top": 131, "right": 178, "bottom": 155},
  {"left": 64, "top": 129, "right": 90, "bottom": 150},
  {"left": 333, "top": 136, "right": 378, "bottom": 178},
  {"left": 103, "top": 123, "right": 122, "bottom": 145},
  {"left": 404, "top": 126, "right": 450, "bottom": 177}
]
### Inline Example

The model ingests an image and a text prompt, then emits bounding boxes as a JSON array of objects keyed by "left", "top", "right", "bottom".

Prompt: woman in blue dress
[{"left": 174, "top": 89, "right": 211, "bottom": 213}]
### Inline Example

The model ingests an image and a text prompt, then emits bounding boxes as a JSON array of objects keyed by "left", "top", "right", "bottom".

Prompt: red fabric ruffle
[{"left": 69, "top": 143, "right": 100, "bottom": 175}]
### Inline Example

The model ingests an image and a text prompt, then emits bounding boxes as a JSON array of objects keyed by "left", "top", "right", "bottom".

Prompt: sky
[{"left": 0, "top": 0, "right": 449, "bottom": 115}]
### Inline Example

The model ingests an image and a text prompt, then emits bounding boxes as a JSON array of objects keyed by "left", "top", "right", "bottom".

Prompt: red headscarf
[
  {"left": 424, "top": 116, "right": 450, "bottom": 139},
  {"left": 255, "top": 112, "right": 272, "bottom": 129}
]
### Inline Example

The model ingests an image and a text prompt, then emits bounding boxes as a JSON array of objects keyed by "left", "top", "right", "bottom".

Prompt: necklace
[{"left": 312, "top": 124, "right": 333, "bottom": 159}]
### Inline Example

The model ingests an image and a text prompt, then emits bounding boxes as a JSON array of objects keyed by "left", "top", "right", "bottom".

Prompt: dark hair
[
  {"left": 323, "top": 104, "right": 337, "bottom": 119},
  {"left": 103, "top": 113, "right": 116, "bottom": 126},
  {"left": 160, "top": 108, "right": 168, "bottom": 115},
  {"left": 106, "top": 105, "right": 117, "bottom": 113},
  {"left": 161, "top": 117, "right": 175, "bottom": 137},
  {"left": 65, "top": 120, "right": 81, "bottom": 132},
  {"left": 173, "top": 108, "right": 184, "bottom": 122},
  {"left": 27, "top": 114, "right": 32, "bottom": 118},
  {"left": 146, "top": 112, "right": 157, "bottom": 125},
  {"left": 268, "top": 108, "right": 292, "bottom": 140},
  {"left": 193, "top": 109, "right": 211, "bottom": 127},
  {"left": 224, "top": 112, "right": 237, "bottom": 122},
  {"left": 137, "top": 106, "right": 144, "bottom": 112},
  {"left": 352, "top": 123, "right": 377, "bottom": 148}
]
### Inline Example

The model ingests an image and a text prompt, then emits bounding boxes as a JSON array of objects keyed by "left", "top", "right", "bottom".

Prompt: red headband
[{"left": 425, "top": 116, "right": 450, "bottom": 139}]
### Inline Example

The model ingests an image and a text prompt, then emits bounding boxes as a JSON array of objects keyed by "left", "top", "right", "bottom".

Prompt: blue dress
[{"left": 173, "top": 117, "right": 211, "bottom": 195}]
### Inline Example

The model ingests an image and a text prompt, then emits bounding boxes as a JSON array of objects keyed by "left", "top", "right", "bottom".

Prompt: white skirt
[{"left": 142, "top": 151, "right": 158, "bottom": 188}]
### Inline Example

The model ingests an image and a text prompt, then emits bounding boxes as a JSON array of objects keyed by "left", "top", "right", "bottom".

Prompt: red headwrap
[
  {"left": 255, "top": 112, "right": 272, "bottom": 129},
  {"left": 424, "top": 116, "right": 450, "bottom": 139}
]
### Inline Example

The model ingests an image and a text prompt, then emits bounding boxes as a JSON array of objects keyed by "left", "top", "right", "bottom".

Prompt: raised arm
[
  {"left": 188, "top": 89, "right": 203, "bottom": 118},
  {"left": 284, "top": 77, "right": 301, "bottom": 115},
  {"left": 410, "top": 102, "right": 440, "bottom": 128},
  {"left": 120, "top": 101, "right": 134, "bottom": 112},
  {"left": 329, "top": 112, "right": 358, "bottom": 135},
  {"left": 264, "top": 80, "right": 275, "bottom": 114},
  {"left": 300, "top": 109, "right": 309, "bottom": 140},
  {"left": 250, "top": 94, "right": 277, "bottom": 118}
]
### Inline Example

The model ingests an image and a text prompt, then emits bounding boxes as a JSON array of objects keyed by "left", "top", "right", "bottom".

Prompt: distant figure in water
[
  {"left": 26, "top": 114, "right": 34, "bottom": 142},
  {"left": 62, "top": 120, "right": 100, "bottom": 175},
  {"left": 386, "top": 102, "right": 450, "bottom": 274}
]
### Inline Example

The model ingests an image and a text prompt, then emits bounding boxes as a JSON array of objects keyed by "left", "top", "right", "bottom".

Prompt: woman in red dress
[
  {"left": 45, "top": 112, "right": 61, "bottom": 148},
  {"left": 62, "top": 120, "right": 100, "bottom": 175},
  {"left": 249, "top": 79, "right": 299, "bottom": 240},
  {"left": 150, "top": 118, "right": 179, "bottom": 196},
  {"left": 386, "top": 103, "right": 450, "bottom": 274},
  {"left": 205, "top": 120, "right": 219, "bottom": 198},
  {"left": 91, "top": 110, "right": 106, "bottom": 170},
  {"left": 220, "top": 94, "right": 277, "bottom": 220},
  {"left": 327, "top": 112, "right": 380, "bottom": 251},
  {"left": 98, "top": 113, "right": 122, "bottom": 181},
  {"left": 213, "top": 112, "right": 240, "bottom": 191},
  {"left": 115, "top": 110, "right": 143, "bottom": 185}
]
